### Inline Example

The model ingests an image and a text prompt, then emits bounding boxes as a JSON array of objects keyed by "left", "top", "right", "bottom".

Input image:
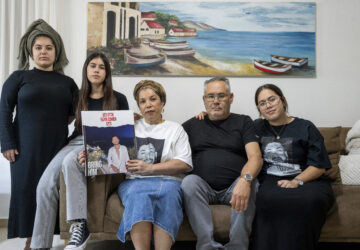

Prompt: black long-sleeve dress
[{"left": 0, "top": 68, "right": 78, "bottom": 238}]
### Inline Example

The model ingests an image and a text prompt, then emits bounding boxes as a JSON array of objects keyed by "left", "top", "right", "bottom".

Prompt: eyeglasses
[
  {"left": 204, "top": 93, "right": 229, "bottom": 102},
  {"left": 257, "top": 96, "right": 280, "bottom": 109}
]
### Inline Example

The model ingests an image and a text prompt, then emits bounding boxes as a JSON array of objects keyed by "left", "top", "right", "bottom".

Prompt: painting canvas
[{"left": 87, "top": 2, "right": 316, "bottom": 77}]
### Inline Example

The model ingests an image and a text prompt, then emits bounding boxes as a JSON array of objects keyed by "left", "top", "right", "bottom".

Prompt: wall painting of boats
[{"left": 87, "top": 2, "right": 316, "bottom": 77}]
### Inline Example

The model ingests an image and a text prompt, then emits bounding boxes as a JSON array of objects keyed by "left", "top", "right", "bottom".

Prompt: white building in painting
[
  {"left": 168, "top": 27, "right": 197, "bottom": 37},
  {"left": 140, "top": 20, "right": 165, "bottom": 39}
]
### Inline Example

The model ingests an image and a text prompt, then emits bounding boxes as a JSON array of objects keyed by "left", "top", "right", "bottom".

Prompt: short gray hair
[{"left": 204, "top": 77, "right": 231, "bottom": 94}]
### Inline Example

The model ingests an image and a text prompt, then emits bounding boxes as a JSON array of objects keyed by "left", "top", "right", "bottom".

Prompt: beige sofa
[{"left": 59, "top": 127, "right": 360, "bottom": 243}]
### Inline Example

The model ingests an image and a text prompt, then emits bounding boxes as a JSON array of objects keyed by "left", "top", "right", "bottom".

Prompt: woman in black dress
[
  {"left": 252, "top": 84, "right": 334, "bottom": 250},
  {"left": 0, "top": 19, "right": 78, "bottom": 249}
]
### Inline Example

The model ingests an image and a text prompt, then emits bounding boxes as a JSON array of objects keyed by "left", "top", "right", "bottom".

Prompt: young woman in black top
[
  {"left": 30, "top": 52, "right": 128, "bottom": 250},
  {"left": 252, "top": 84, "right": 334, "bottom": 250}
]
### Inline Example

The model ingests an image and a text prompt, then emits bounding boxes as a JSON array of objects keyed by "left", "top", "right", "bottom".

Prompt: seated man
[{"left": 181, "top": 77, "right": 263, "bottom": 250}]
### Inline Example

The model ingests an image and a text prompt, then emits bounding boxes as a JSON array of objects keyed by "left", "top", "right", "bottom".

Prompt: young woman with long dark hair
[{"left": 30, "top": 52, "right": 128, "bottom": 250}]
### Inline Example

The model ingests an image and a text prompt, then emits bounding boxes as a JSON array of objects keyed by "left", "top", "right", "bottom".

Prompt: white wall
[{"left": 1, "top": 0, "right": 360, "bottom": 216}]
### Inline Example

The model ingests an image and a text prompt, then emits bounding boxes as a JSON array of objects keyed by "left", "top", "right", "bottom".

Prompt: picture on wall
[{"left": 87, "top": 2, "right": 316, "bottom": 77}]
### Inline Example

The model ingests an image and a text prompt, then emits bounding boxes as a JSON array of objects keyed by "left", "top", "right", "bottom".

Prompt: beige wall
[{"left": 87, "top": 3, "right": 103, "bottom": 47}]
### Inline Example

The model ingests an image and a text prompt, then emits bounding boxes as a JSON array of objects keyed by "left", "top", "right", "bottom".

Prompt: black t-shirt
[
  {"left": 69, "top": 90, "right": 129, "bottom": 138},
  {"left": 183, "top": 113, "right": 258, "bottom": 190},
  {"left": 254, "top": 117, "right": 331, "bottom": 179}
]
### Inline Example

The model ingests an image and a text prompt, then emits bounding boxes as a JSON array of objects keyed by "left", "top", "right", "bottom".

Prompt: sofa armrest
[{"left": 60, "top": 172, "right": 125, "bottom": 235}]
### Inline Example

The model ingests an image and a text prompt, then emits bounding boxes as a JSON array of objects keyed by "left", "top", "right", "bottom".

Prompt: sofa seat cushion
[
  {"left": 104, "top": 192, "right": 124, "bottom": 231},
  {"left": 320, "top": 185, "right": 360, "bottom": 241},
  {"left": 104, "top": 191, "right": 232, "bottom": 241}
]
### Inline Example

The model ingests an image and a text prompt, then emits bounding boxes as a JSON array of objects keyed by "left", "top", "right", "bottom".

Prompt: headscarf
[{"left": 17, "top": 19, "right": 68, "bottom": 74}]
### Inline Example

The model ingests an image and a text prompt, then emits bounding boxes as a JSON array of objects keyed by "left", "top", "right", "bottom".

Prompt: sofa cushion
[
  {"left": 318, "top": 127, "right": 341, "bottom": 154},
  {"left": 105, "top": 192, "right": 124, "bottom": 226},
  {"left": 320, "top": 185, "right": 360, "bottom": 241},
  {"left": 326, "top": 152, "right": 341, "bottom": 183},
  {"left": 318, "top": 127, "right": 342, "bottom": 182}
]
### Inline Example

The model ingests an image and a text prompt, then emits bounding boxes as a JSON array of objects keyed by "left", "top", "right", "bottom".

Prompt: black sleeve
[
  {"left": 0, "top": 71, "right": 22, "bottom": 151},
  {"left": 306, "top": 121, "right": 332, "bottom": 169},
  {"left": 182, "top": 118, "right": 193, "bottom": 136},
  {"left": 114, "top": 91, "right": 129, "bottom": 110},
  {"left": 69, "top": 80, "right": 79, "bottom": 116},
  {"left": 241, "top": 115, "right": 259, "bottom": 145}
]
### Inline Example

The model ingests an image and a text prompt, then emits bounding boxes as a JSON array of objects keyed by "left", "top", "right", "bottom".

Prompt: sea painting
[{"left": 87, "top": 2, "right": 316, "bottom": 77}]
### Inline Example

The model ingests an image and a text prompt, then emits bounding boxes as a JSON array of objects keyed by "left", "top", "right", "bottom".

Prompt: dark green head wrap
[{"left": 17, "top": 19, "right": 68, "bottom": 74}]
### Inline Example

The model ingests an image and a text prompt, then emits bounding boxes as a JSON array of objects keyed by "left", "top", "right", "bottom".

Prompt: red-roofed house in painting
[
  {"left": 168, "top": 27, "right": 197, "bottom": 37},
  {"left": 140, "top": 20, "right": 165, "bottom": 39}
]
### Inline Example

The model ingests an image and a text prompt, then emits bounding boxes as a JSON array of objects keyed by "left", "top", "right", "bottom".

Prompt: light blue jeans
[
  {"left": 181, "top": 174, "right": 258, "bottom": 250},
  {"left": 31, "top": 136, "right": 83, "bottom": 249}
]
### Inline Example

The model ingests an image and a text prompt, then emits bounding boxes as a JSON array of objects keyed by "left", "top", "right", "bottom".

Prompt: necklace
[{"left": 269, "top": 122, "right": 287, "bottom": 140}]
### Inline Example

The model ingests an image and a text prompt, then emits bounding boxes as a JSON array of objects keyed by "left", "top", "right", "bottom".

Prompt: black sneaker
[{"left": 64, "top": 219, "right": 90, "bottom": 250}]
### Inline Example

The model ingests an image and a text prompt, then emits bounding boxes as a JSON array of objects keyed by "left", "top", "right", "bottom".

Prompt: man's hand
[
  {"left": 230, "top": 178, "right": 251, "bottom": 212},
  {"left": 277, "top": 179, "right": 299, "bottom": 188},
  {"left": 77, "top": 150, "right": 86, "bottom": 168},
  {"left": 126, "top": 160, "right": 153, "bottom": 175},
  {"left": 2, "top": 149, "right": 19, "bottom": 162}
]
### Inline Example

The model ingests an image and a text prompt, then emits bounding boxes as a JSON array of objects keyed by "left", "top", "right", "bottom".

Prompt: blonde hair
[{"left": 133, "top": 80, "right": 166, "bottom": 106}]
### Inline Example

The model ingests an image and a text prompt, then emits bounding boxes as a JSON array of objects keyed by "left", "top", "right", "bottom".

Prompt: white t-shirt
[
  {"left": 127, "top": 118, "right": 193, "bottom": 180},
  {"left": 107, "top": 145, "right": 130, "bottom": 173}
]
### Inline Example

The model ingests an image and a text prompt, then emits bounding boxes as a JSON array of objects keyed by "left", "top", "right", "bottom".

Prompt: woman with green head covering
[{"left": 0, "top": 19, "right": 78, "bottom": 250}]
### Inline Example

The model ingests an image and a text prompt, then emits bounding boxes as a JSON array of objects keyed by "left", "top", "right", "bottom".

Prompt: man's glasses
[{"left": 204, "top": 93, "right": 229, "bottom": 102}]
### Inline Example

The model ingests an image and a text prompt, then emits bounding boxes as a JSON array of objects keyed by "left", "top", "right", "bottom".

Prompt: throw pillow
[{"left": 339, "top": 155, "right": 360, "bottom": 185}]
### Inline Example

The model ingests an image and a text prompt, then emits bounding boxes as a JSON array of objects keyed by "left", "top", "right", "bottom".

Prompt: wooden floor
[{"left": 0, "top": 222, "right": 359, "bottom": 250}]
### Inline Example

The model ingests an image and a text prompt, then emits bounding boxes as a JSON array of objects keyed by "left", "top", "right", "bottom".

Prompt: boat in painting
[
  {"left": 124, "top": 49, "right": 166, "bottom": 67},
  {"left": 254, "top": 59, "right": 292, "bottom": 74},
  {"left": 160, "top": 47, "right": 196, "bottom": 57},
  {"left": 271, "top": 55, "right": 308, "bottom": 67},
  {"left": 150, "top": 40, "right": 190, "bottom": 50}
]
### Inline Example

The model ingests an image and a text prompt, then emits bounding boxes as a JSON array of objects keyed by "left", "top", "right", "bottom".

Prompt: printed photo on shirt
[
  {"left": 136, "top": 137, "right": 164, "bottom": 164},
  {"left": 261, "top": 136, "right": 301, "bottom": 176}
]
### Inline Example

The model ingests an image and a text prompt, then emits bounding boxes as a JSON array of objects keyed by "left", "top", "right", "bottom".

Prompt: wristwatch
[
  {"left": 294, "top": 178, "right": 304, "bottom": 186},
  {"left": 242, "top": 173, "right": 253, "bottom": 183}
]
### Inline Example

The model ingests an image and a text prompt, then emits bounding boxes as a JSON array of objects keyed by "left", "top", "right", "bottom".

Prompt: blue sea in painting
[{"left": 167, "top": 31, "right": 315, "bottom": 67}]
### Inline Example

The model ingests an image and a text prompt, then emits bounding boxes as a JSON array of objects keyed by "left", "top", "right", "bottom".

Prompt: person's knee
[
  {"left": 62, "top": 152, "right": 78, "bottom": 174},
  {"left": 36, "top": 175, "right": 56, "bottom": 202},
  {"left": 181, "top": 174, "right": 203, "bottom": 196}
]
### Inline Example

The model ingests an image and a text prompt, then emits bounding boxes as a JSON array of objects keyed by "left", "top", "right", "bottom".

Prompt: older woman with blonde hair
[{"left": 116, "top": 80, "right": 193, "bottom": 250}]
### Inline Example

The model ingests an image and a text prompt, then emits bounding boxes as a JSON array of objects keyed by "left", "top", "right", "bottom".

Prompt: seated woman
[
  {"left": 252, "top": 83, "right": 334, "bottom": 250},
  {"left": 117, "top": 80, "right": 193, "bottom": 250},
  {"left": 30, "top": 52, "right": 128, "bottom": 250}
]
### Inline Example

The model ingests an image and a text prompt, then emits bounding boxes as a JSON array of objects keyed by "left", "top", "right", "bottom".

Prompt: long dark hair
[
  {"left": 75, "top": 52, "right": 117, "bottom": 131},
  {"left": 254, "top": 83, "right": 288, "bottom": 115}
]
